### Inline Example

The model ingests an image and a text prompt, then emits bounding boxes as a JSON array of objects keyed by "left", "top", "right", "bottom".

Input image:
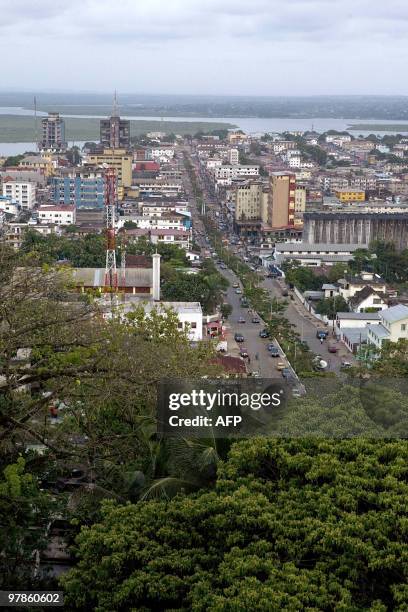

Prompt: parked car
[
  {"left": 267, "top": 343, "right": 276, "bottom": 351},
  {"left": 328, "top": 344, "right": 338, "bottom": 353},
  {"left": 251, "top": 316, "right": 260, "bottom": 324},
  {"left": 238, "top": 316, "right": 246, "bottom": 324},
  {"left": 281, "top": 368, "right": 292, "bottom": 379},
  {"left": 316, "top": 329, "right": 329, "bottom": 339},
  {"left": 281, "top": 289, "right": 289, "bottom": 297},
  {"left": 240, "top": 298, "right": 249, "bottom": 307},
  {"left": 235, "top": 289, "right": 242, "bottom": 294},
  {"left": 232, "top": 283, "right": 239, "bottom": 288},
  {"left": 259, "top": 329, "right": 270, "bottom": 338},
  {"left": 276, "top": 361, "right": 286, "bottom": 371},
  {"left": 270, "top": 348, "right": 280, "bottom": 358},
  {"left": 239, "top": 347, "right": 249, "bottom": 358},
  {"left": 341, "top": 360, "right": 352, "bottom": 369},
  {"left": 249, "top": 370, "right": 260, "bottom": 378},
  {"left": 234, "top": 333, "right": 244, "bottom": 343}
]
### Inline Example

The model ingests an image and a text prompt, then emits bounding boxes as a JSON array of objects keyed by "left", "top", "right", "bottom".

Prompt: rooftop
[
  {"left": 72, "top": 268, "right": 152, "bottom": 288},
  {"left": 337, "top": 312, "right": 381, "bottom": 321},
  {"left": 275, "top": 243, "right": 363, "bottom": 253},
  {"left": 381, "top": 304, "right": 408, "bottom": 324}
]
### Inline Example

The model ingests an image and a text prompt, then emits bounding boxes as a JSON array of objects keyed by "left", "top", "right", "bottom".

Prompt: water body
[
  {"left": 1, "top": 107, "right": 408, "bottom": 156},
  {"left": 0, "top": 141, "right": 86, "bottom": 156}
]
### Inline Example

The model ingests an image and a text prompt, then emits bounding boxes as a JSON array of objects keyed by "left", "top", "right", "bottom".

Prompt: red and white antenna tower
[{"left": 104, "top": 167, "right": 118, "bottom": 290}]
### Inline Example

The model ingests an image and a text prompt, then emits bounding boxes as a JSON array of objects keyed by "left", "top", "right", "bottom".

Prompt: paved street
[
  {"left": 218, "top": 266, "right": 291, "bottom": 379},
  {"left": 261, "top": 276, "right": 353, "bottom": 372}
]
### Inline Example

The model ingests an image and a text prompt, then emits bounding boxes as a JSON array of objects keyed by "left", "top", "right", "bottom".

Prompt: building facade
[
  {"left": 268, "top": 172, "right": 296, "bottom": 228},
  {"left": 100, "top": 116, "right": 130, "bottom": 149},
  {"left": 2, "top": 180, "right": 36, "bottom": 210},
  {"left": 40, "top": 113, "right": 67, "bottom": 151},
  {"left": 51, "top": 169, "right": 105, "bottom": 209},
  {"left": 86, "top": 149, "right": 132, "bottom": 189}
]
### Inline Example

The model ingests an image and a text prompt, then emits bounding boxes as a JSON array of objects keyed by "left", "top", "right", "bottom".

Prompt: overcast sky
[{"left": 0, "top": 0, "right": 407, "bottom": 96}]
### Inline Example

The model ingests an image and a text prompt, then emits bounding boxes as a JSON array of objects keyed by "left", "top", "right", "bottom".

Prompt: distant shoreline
[
  {"left": 0, "top": 115, "right": 237, "bottom": 143},
  {"left": 348, "top": 123, "right": 408, "bottom": 132}
]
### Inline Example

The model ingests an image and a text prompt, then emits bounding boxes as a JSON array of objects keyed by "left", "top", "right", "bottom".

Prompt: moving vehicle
[
  {"left": 239, "top": 347, "right": 249, "bottom": 358},
  {"left": 234, "top": 333, "right": 244, "bottom": 343},
  {"left": 276, "top": 361, "right": 286, "bottom": 371},
  {"left": 240, "top": 297, "right": 249, "bottom": 307},
  {"left": 235, "top": 289, "right": 242, "bottom": 295},
  {"left": 267, "top": 343, "right": 276, "bottom": 351},
  {"left": 251, "top": 316, "right": 260, "bottom": 324},
  {"left": 281, "top": 368, "right": 292, "bottom": 379},
  {"left": 249, "top": 371, "right": 260, "bottom": 378},
  {"left": 316, "top": 329, "right": 329, "bottom": 339},
  {"left": 328, "top": 344, "right": 338, "bottom": 353},
  {"left": 259, "top": 329, "right": 269, "bottom": 338},
  {"left": 238, "top": 316, "right": 246, "bottom": 324},
  {"left": 232, "top": 283, "right": 239, "bottom": 288}
]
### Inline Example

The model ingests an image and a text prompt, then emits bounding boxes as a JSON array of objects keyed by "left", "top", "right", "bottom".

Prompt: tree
[
  {"left": 316, "top": 296, "right": 349, "bottom": 318},
  {"left": 61, "top": 437, "right": 408, "bottom": 611},
  {"left": 0, "top": 457, "right": 55, "bottom": 589},
  {"left": 327, "top": 263, "right": 348, "bottom": 282},
  {"left": 3, "top": 154, "right": 24, "bottom": 167},
  {"left": 220, "top": 303, "right": 232, "bottom": 319},
  {"left": 348, "top": 248, "right": 373, "bottom": 274}
]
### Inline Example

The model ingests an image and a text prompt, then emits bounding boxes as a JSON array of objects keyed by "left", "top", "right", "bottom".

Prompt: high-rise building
[
  {"left": 40, "top": 112, "right": 67, "bottom": 151},
  {"left": 268, "top": 172, "right": 296, "bottom": 228},
  {"left": 100, "top": 93, "right": 130, "bottom": 149},
  {"left": 234, "top": 181, "right": 263, "bottom": 222},
  {"left": 229, "top": 148, "right": 239, "bottom": 165}
]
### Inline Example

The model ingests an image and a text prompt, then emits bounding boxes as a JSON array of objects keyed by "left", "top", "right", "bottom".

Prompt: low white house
[
  {"left": 336, "top": 312, "right": 381, "bottom": 331},
  {"left": 367, "top": 304, "right": 408, "bottom": 349},
  {"left": 37, "top": 205, "right": 76, "bottom": 226},
  {"left": 139, "top": 301, "right": 203, "bottom": 341},
  {"left": 348, "top": 286, "right": 388, "bottom": 313}
]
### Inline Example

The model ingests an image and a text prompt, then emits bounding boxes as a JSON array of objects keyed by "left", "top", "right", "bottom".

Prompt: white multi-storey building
[
  {"left": 37, "top": 205, "right": 76, "bottom": 226},
  {"left": 2, "top": 180, "right": 36, "bottom": 210},
  {"left": 229, "top": 148, "right": 239, "bottom": 165}
]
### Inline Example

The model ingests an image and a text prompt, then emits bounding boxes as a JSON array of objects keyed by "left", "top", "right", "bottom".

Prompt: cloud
[{"left": 0, "top": 0, "right": 407, "bottom": 94}]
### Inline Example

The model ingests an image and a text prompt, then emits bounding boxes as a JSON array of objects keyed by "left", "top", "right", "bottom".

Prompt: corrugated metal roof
[
  {"left": 73, "top": 268, "right": 152, "bottom": 288},
  {"left": 381, "top": 304, "right": 408, "bottom": 324}
]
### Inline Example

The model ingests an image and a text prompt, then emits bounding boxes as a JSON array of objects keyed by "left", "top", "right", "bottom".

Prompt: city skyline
[{"left": 0, "top": 0, "right": 407, "bottom": 96}]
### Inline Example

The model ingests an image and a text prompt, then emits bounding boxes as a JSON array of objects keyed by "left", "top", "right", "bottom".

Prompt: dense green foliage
[
  {"left": 0, "top": 457, "right": 55, "bottom": 589},
  {"left": 316, "top": 295, "right": 349, "bottom": 318},
  {"left": 283, "top": 261, "right": 328, "bottom": 292},
  {"left": 62, "top": 437, "right": 408, "bottom": 611},
  {"left": 161, "top": 258, "right": 228, "bottom": 314}
]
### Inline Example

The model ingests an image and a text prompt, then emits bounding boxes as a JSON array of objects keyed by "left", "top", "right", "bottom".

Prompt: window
[
  {"left": 401, "top": 324, "right": 406, "bottom": 331},
  {"left": 177, "top": 322, "right": 183, "bottom": 329},
  {"left": 191, "top": 322, "right": 197, "bottom": 329}
]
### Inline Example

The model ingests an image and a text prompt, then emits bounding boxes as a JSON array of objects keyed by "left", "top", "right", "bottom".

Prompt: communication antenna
[
  {"left": 113, "top": 90, "right": 118, "bottom": 117},
  {"left": 104, "top": 166, "right": 118, "bottom": 291}
]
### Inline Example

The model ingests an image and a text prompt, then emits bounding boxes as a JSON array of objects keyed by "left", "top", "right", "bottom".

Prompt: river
[{"left": 1, "top": 107, "right": 408, "bottom": 156}]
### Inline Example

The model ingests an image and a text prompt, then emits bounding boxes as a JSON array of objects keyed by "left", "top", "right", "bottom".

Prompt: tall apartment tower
[
  {"left": 100, "top": 93, "right": 130, "bottom": 149},
  {"left": 268, "top": 172, "right": 296, "bottom": 228},
  {"left": 40, "top": 112, "right": 67, "bottom": 151}
]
